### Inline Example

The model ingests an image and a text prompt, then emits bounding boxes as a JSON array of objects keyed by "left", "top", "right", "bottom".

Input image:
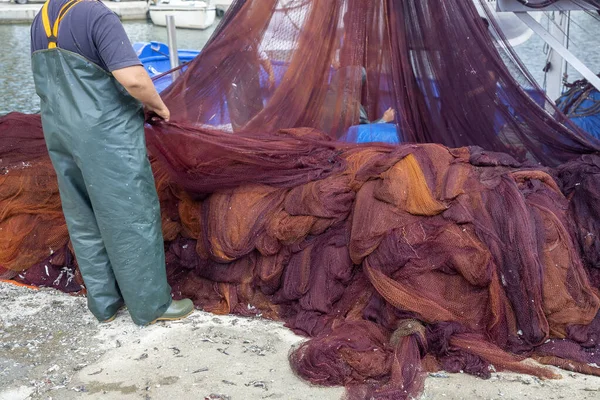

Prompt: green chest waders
[{"left": 31, "top": 0, "right": 172, "bottom": 325}]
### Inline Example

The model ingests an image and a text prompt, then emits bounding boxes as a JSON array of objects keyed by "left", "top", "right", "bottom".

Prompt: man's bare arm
[{"left": 112, "top": 65, "right": 170, "bottom": 121}]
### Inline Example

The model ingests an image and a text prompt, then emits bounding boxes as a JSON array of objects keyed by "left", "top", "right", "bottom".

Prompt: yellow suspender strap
[
  {"left": 41, "top": 0, "right": 82, "bottom": 49},
  {"left": 41, "top": 1, "right": 53, "bottom": 40}
]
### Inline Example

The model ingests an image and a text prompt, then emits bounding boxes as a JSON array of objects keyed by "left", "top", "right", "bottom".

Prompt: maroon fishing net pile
[{"left": 2, "top": 1, "right": 600, "bottom": 399}]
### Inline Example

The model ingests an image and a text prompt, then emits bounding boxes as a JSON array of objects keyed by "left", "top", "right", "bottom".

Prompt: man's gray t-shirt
[{"left": 30, "top": 0, "right": 141, "bottom": 72}]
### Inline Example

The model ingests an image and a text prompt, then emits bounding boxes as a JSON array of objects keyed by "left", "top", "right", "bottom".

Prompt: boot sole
[
  {"left": 100, "top": 305, "right": 126, "bottom": 323},
  {"left": 101, "top": 314, "right": 117, "bottom": 323},
  {"left": 148, "top": 309, "right": 194, "bottom": 325}
]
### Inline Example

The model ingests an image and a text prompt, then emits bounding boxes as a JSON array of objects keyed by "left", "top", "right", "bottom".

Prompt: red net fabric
[
  {"left": 3, "top": 1, "right": 600, "bottom": 399},
  {"left": 153, "top": 0, "right": 600, "bottom": 165}
]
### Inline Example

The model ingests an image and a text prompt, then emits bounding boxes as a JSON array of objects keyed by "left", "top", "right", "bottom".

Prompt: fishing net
[{"left": 2, "top": 0, "right": 600, "bottom": 399}]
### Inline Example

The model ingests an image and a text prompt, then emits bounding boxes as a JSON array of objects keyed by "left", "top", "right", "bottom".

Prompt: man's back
[{"left": 30, "top": 0, "right": 140, "bottom": 72}]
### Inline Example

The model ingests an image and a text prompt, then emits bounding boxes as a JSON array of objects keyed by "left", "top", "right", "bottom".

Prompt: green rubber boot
[
  {"left": 100, "top": 305, "right": 126, "bottom": 324},
  {"left": 149, "top": 299, "right": 194, "bottom": 324}
]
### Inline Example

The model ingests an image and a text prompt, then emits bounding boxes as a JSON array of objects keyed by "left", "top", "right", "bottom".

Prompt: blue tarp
[
  {"left": 339, "top": 124, "right": 400, "bottom": 144},
  {"left": 557, "top": 88, "right": 600, "bottom": 140},
  {"left": 134, "top": 42, "right": 200, "bottom": 93}
]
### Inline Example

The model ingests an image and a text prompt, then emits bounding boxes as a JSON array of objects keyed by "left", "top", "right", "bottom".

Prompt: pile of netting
[{"left": 2, "top": 1, "right": 600, "bottom": 399}]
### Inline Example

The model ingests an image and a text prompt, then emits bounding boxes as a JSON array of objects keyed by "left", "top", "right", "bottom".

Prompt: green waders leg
[
  {"left": 74, "top": 119, "right": 173, "bottom": 326},
  {"left": 45, "top": 139, "right": 124, "bottom": 321},
  {"left": 33, "top": 49, "right": 172, "bottom": 326}
]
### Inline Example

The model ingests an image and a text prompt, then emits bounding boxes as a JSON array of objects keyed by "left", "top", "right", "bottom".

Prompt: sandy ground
[{"left": 1, "top": 283, "right": 600, "bottom": 400}]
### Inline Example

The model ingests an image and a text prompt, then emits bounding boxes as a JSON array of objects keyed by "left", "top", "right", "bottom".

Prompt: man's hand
[
  {"left": 267, "top": 71, "right": 276, "bottom": 91},
  {"left": 146, "top": 104, "right": 170, "bottom": 122},
  {"left": 382, "top": 107, "right": 395, "bottom": 123},
  {"left": 260, "top": 57, "right": 276, "bottom": 92}
]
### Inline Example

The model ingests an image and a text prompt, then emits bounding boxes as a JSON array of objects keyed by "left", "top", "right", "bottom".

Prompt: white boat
[
  {"left": 149, "top": 0, "right": 216, "bottom": 30},
  {"left": 211, "top": 0, "right": 233, "bottom": 17}
]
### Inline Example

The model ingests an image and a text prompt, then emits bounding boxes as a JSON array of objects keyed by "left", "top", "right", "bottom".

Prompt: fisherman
[
  {"left": 30, "top": 0, "right": 193, "bottom": 325},
  {"left": 356, "top": 67, "right": 395, "bottom": 125},
  {"left": 332, "top": 10, "right": 395, "bottom": 126},
  {"left": 330, "top": 63, "right": 396, "bottom": 125}
]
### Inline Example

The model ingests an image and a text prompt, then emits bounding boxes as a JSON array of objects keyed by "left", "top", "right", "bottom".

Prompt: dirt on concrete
[{"left": 1, "top": 282, "right": 600, "bottom": 400}]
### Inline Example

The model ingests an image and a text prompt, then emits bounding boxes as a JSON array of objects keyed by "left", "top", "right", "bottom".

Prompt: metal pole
[
  {"left": 561, "top": 11, "right": 571, "bottom": 87},
  {"left": 544, "top": 11, "right": 569, "bottom": 100},
  {"left": 166, "top": 15, "right": 181, "bottom": 81},
  {"left": 515, "top": 12, "right": 600, "bottom": 97}
]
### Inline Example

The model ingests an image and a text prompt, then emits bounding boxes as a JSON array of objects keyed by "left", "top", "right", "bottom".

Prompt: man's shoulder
[
  {"left": 70, "top": 0, "right": 117, "bottom": 19},
  {"left": 32, "top": 0, "right": 111, "bottom": 25}
]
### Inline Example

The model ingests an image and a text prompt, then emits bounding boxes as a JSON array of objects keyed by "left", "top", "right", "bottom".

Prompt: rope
[{"left": 557, "top": 76, "right": 600, "bottom": 118}]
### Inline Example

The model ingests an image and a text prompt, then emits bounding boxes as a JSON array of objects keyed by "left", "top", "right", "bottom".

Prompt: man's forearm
[
  {"left": 125, "top": 77, "right": 166, "bottom": 111},
  {"left": 112, "top": 66, "right": 167, "bottom": 111}
]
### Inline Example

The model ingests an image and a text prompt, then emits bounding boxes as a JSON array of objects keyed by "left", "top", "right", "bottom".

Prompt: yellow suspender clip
[{"left": 41, "top": 0, "right": 83, "bottom": 49}]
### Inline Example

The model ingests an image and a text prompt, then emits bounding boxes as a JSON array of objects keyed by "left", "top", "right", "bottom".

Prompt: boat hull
[{"left": 149, "top": 6, "right": 216, "bottom": 30}]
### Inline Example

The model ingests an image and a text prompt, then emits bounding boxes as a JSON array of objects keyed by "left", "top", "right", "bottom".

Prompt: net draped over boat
[{"left": 2, "top": 1, "right": 600, "bottom": 399}]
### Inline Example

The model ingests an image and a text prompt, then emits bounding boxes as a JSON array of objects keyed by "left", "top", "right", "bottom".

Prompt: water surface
[{"left": 0, "top": 21, "right": 217, "bottom": 115}]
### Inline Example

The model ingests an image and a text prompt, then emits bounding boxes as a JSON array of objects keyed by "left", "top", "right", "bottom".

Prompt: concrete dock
[{"left": 0, "top": 0, "right": 149, "bottom": 23}]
